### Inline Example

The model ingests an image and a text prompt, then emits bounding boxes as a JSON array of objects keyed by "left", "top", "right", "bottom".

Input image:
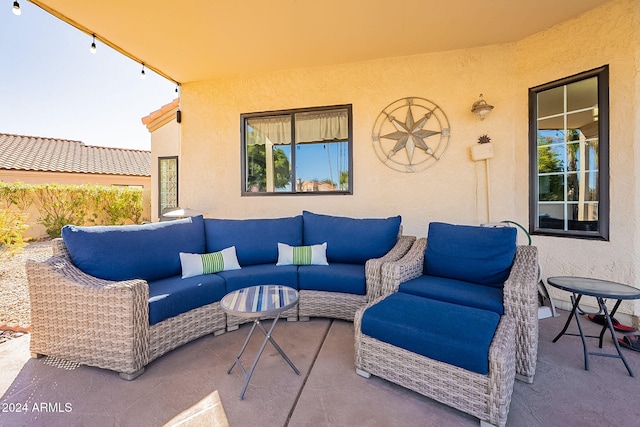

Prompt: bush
[
  {"left": 0, "top": 182, "right": 146, "bottom": 239},
  {"left": 0, "top": 209, "right": 29, "bottom": 258}
]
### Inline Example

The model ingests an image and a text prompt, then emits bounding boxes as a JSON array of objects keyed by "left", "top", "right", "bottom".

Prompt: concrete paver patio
[{"left": 1, "top": 312, "right": 640, "bottom": 427}]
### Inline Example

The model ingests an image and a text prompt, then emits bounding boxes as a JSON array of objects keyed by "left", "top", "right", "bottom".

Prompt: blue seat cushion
[
  {"left": 361, "top": 292, "right": 500, "bottom": 375},
  {"left": 62, "top": 216, "right": 206, "bottom": 282},
  {"left": 424, "top": 222, "right": 517, "bottom": 287},
  {"left": 298, "top": 263, "right": 366, "bottom": 295},
  {"left": 217, "top": 264, "right": 298, "bottom": 293},
  {"left": 148, "top": 273, "right": 227, "bottom": 325},
  {"left": 204, "top": 216, "right": 302, "bottom": 266},
  {"left": 302, "top": 211, "right": 401, "bottom": 264},
  {"left": 399, "top": 275, "right": 503, "bottom": 315}
]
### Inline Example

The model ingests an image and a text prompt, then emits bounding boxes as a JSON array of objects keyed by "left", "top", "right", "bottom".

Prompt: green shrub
[{"left": 0, "top": 182, "right": 146, "bottom": 238}]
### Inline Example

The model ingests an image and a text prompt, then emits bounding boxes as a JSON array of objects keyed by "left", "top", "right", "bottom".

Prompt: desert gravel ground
[{"left": 0, "top": 240, "right": 52, "bottom": 342}]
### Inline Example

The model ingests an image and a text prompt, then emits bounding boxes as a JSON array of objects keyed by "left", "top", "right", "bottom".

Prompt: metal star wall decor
[{"left": 372, "top": 97, "right": 451, "bottom": 172}]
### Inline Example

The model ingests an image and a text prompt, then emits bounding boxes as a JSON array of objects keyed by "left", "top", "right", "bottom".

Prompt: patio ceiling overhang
[{"left": 32, "top": 0, "right": 610, "bottom": 85}]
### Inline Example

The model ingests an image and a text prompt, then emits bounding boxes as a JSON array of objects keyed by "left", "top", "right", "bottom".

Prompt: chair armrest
[
  {"left": 365, "top": 235, "right": 416, "bottom": 300},
  {"left": 51, "top": 238, "right": 70, "bottom": 259},
  {"left": 26, "top": 256, "right": 150, "bottom": 375},
  {"left": 503, "top": 245, "right": 539, "bottom": 382},
  {"left": 377, "top": 237, "right": 427, "bottom": 297}
]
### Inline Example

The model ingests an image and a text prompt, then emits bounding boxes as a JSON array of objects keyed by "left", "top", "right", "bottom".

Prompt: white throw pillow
[
  {"left": 180, "top": 246, "right": 241, "bottom": 278},
  {"left": 276, "top": 242, "right": 328, "bottom": 266}
]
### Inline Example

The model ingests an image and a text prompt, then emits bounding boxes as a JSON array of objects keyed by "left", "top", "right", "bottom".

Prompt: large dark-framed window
[
  {"left": 158, "top": 156, "right": 178, "bottom": 217},
  {"left": 241, "top": 104, "right": 353, "bottom": 195},
  {"left": 529, "top": 65, "right": 609, "bottom": 240}
]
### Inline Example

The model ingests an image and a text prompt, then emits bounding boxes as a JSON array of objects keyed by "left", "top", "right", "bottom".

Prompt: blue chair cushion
[
  {"left": 302, "top": 211, "right": 401, "bottom": 264},
  {"left": 147, "top": 273, "right": 227, "bottom": 325},
  {"left": 399, "top": 275, "right": 503, "bottom": 315},
  {"left": 361, "top": 292, "right": 500, "bottom": 375},
  {"left": 217, "top": 264, "right": 299, "bottom": 293},
  {"left": 204, "top": 216, "right": 302, "bottom": 266},
  {"left": 62, "top": 216, "right": 206, "bottom": 282},
  {"left": 424, "top": 222, "right": 517, "bottom": 287},
  {"left": 298, "top": 263, "right": 366, "bottom": 295}
]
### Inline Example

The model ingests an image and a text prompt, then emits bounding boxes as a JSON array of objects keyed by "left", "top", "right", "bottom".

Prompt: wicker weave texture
[
  {"left": 27, "top": 256, "right": 150, "bottom": 375},
  {"left": 148, "top": 302, "right": 226, "bottom": 363},
  {"left": 503, "top": 245, "right": 539, "bottom": 383},
  {"left": 354, "top": 303, "right": 516, "bottom": 427},
  {"left": 365, "top": 235, "right": 415, "bottom": 300},
  {"left": 298, "top": 290, "right": 367, "bottom": 321}
]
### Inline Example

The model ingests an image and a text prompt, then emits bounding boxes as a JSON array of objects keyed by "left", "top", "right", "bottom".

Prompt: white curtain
[
  {"left": 247, "top": 115, "right": 291, "bottom": 145},
  {"left": 295, "top": 109, "right": 348, "bottom": 143}
]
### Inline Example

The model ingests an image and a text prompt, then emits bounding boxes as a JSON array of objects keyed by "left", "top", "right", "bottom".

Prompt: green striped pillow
[
  {"left": 277, "top": 242, "right": 328, "bottom": 266},
  {"left": 180, "top": 246, "right": 241, "bottom": 278}
]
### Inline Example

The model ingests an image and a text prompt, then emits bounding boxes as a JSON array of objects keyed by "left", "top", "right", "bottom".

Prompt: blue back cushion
[
  {"left": 204, "top": 216, "right": 302, "bottom": 266},
  {"left": 62, "top": 216, "right": 206, "bottom": 282},
  {"left": 424, "top": 222, "right": 517, "bottom": 287},
  {"left": 302, "top": 211, "right": 401, "bottom": 264}
]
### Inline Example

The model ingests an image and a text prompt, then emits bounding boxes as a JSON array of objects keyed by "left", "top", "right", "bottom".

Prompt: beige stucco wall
[
  {"left": 177, "top": 0, "right": 639, "bottom": 316},
  {"left": 149, "top": 117, "right": 181, "bottom": 222},
  {"left": 0, "top": 170, "right": 151, "bottom": 238}
]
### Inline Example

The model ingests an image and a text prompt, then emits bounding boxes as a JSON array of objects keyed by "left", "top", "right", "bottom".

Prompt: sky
[{"left": 0, "top": 1, "right": 177, "bottom": 151}]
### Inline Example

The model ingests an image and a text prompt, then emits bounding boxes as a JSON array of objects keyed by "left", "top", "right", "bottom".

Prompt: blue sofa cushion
[
  {"left": 399, "top": 275, "right": 503, "bottom": 315},
  {"left": 302, "top": 211, "right": 401, "bottom": 264},
  {"left": 424, "top": 222, "right": 517, "bottom": 287},
  {"left": 361, "top": 292, "right": 500, "bottom": 375},
  {"left": 204, "top": 216, "right": 302, "bottom": 266},
  {"left": 217, "top": 264, "right": 299, "bottom": 293},
  {"left": 298, "top": 263, "right": 366, "bottom": 295},
  {"left": 148, "top": 273, "right": 227, "bottom": 325},
  {"left": 62, "top": 216, "right": 206, "bottom": 282}
]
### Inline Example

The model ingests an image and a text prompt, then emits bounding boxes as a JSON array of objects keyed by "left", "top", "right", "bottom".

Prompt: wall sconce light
[
  {"left": 12, "top": 1, "right": 21, "bottom": 16},
  {"left": 471, "top": 94, "right": 494, "bottom": 120}
]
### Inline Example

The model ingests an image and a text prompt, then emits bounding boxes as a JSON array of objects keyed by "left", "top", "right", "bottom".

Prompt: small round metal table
[
  {"left": 548, "top": 276, "right": 640, "bottom": 377},
  {"left": 220, "top": 284, "right": 300, "bottom": 399}
]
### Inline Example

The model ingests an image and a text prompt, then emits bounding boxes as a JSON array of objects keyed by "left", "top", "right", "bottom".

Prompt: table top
[
  {"left": 547, "top": 276, "right": 640, "bottom": 300},
  {"left": 220, "top": 285, "right": 299, "bottom": 318}
]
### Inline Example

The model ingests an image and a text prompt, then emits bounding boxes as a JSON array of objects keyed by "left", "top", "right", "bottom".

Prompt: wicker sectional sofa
[
  {"left": 26, "top": 211, "right": 414, "bottom": 380},
  {"left": 354, "top": 222, "right": 539, "bottom": 427}
]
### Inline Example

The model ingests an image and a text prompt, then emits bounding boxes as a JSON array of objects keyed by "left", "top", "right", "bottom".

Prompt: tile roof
[{"left": 0, "top": 134, "right": 150, "bottom": 177}]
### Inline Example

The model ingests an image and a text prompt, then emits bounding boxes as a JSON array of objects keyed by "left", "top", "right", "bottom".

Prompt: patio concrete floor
[{"left": 1, "top": 310, "right": 640, "bottom": 427}]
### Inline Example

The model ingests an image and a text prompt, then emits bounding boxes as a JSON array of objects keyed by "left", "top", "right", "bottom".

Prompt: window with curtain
[
  {"left": 158, "top": 156, "right": 178, "bottom": 217},
  {"left": 241, "top": 105, "right": 352, "bottom": 195},
  {"left": 528, "top": 66, "right": 609, "bottom": 239}
]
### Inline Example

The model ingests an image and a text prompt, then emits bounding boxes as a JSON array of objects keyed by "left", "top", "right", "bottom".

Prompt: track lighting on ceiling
[
  {"left": 12, "top": 1, "right": 21, "bottom": 16},
  {"left": 90, "top": 34, "right": 97, "bottom": 54},
  {"left": 141, "top": 63, "right": 146, "bottom": 79}
]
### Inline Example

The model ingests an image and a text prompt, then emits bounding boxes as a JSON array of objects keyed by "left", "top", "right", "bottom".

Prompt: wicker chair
[
  {"left": 375, "top": 238, "right": 539, "bottom": 383},
  {"left": 26, "top": 239, "right": 227, "bottom": 380},
  {"left": 297, "top": 234, "right": 415, "bottom": 321},
  {"left": 354, "top": 238, "right": 539, "bottom": 427}
]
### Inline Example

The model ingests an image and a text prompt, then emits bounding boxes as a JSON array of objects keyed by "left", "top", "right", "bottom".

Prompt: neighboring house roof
[{"left": 0, "top": 133, "right": 150, "bottom": 177}]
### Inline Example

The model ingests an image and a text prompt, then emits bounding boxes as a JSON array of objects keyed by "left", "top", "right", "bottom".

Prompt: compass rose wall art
[{"left": 372, "top": 97, "right": 450, "bottom": 173}]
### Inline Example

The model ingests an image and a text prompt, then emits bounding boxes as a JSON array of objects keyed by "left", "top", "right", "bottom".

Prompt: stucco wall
[
  {"left": 149, "top": 118, "right": 180, "bottom": 222},
  {"left": 178, "top": 0, "right": 639, "bottom": 315}
]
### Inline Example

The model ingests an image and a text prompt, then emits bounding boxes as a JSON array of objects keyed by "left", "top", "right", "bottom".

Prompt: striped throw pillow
[
  {"left": 276, "top": 242, "right": 328, "bottom": 266},
  {"left": 180, "top": 246, "right": 241, "bottom": 278}
]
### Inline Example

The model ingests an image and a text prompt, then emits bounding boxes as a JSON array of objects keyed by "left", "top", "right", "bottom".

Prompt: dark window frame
[
  {"left": 241, "top": 104, "right": 353, "bottom": 196},
  {"left": 158, "top": 156, "right": 179, "bottom": 217},
  {"left": 528, "top": 65, "right": 610, "bottom": 240}
]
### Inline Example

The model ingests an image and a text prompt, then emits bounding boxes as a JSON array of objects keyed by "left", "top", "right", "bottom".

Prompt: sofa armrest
[
  {"left": 365, "top": 235, "right": 416, "bottom": 300},
  {"left": 51, "top": 237, "right": 71, "bottom": 259},
  {"left": 375, "top": 237, "right": 427, "bottom": 297},
  {"left": 503, "top": 245, "right": 539, "bottom": 383},
  {"left": 26, "top": 256, "right": 150, "bottom": 376}
]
